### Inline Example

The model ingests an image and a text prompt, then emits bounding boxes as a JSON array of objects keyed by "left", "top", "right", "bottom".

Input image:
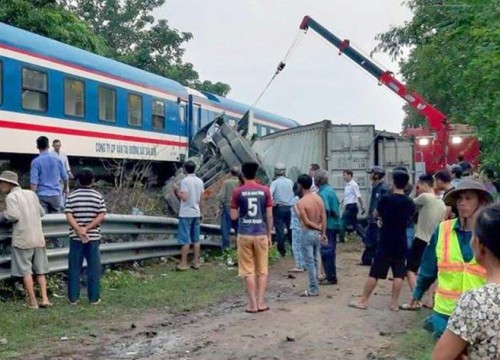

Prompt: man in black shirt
[{"left": 349, "top": 169, "right": 415, "bottom": 311}]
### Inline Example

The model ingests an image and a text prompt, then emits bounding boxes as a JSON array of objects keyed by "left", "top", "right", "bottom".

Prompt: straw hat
[
  {"left": 443, "top": 178, "right": 493, "bottom": 206},
  {"left": 0, "top": 171, "right": 20, "bottom": 187}
]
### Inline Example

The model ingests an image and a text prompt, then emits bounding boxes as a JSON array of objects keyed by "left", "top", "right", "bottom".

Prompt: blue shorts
[{"left": 178, "top": 217, "right": 201, "bottom": 245}]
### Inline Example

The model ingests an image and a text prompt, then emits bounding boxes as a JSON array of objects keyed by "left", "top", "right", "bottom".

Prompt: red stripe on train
[{"left": 0, "top": 120, "right": 188, "bottom": 148}]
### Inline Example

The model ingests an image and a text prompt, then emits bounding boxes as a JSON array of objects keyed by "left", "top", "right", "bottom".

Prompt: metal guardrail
[{"left": 0, "top": 214, "right": 222, "bottom": 281}]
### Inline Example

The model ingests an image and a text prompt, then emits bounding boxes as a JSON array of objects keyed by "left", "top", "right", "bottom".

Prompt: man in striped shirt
[{"left": 65, "top": 168, "right": 106, "bottom": 305}]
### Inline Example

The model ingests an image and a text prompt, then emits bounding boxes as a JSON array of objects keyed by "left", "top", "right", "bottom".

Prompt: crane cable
[{"left": 249, "top": 29, "right": 307, "bottom": 110}]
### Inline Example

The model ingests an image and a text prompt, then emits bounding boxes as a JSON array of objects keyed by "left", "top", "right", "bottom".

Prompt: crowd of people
[
  {"left": 0, "top": 138, "right": 498, "bottom": 358},
  {"left": 203, "top": 158, "right": 497, "bottom": 358},
  {"left": 0, "top": 136, "right": 106, "bottom": 308}
]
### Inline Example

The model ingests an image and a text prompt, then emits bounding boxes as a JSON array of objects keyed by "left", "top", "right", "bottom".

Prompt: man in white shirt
[
  {"left": 308, "top": 163, "right": 320, "bottom": 192},
  {"left": 341, "top": 170, "right": 365, "bottom": 238},
  {"left": 174, "top": 160, "right": 204, "bottom": 271},
  {"left": 52, "top": 139, "right": 73, "bottom": 180}
]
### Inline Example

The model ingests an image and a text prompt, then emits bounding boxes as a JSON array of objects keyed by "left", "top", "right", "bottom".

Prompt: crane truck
[{"left": 299, "top": 16, "right": 480, "bottom": 173}]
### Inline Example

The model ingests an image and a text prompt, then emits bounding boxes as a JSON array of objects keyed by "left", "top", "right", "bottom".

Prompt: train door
[{"left": 193, "top": 104, "right": 201, "bottom": 135}]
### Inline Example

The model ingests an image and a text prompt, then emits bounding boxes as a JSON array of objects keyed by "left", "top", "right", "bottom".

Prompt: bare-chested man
[{"left": 295, "top": 174, "right": 327, "bottom": 296}]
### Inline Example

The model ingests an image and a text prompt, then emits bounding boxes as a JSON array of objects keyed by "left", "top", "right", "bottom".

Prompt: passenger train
[{"left": 0, "top": 22, "right": 299, "bottom": 179}]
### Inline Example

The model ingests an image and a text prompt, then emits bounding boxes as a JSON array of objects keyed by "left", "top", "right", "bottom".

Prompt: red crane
[{"left": 299, "top": 16, "right": 460, "bottom": 172}]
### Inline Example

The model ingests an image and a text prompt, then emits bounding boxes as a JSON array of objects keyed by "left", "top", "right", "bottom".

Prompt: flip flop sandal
[
  {"left": 258, "top": 306, "right": 270, "bottom": 312},
  {"left": 191, "top": 265, "right": 200, "bottom": 270},
  {"left": 399, "top": 303, "right": 422, "bottom": 311},
  {"left": 24, "top": 303, "right": 39, "bottom": 309},
  {"left": 176, "top": 265, "right": 189, "bottom": 271},
  {"left": 245, "top": 309, "right": 258, "bottom": 314},
  {"left": 348, "top": 301, "right": 367, "bottom": 310},
  {"left": 300, "top": 290, "right": 319, "bottom": 297},
  {"left": 39, "top": 302, "right": 53, "bottom": 308}
]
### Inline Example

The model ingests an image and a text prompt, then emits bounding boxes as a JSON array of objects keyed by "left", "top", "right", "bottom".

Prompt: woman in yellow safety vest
[
  {"left": 400, "top": 179, "right": 493, "bottom": 339},
  {"left": 432, "top": 202, "right": 500, "bottom": 360}
]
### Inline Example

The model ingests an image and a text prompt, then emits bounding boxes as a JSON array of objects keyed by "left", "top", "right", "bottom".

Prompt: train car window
[
  {"left": 266, "top": 127, "right": 273, "bottom": 135},
  {"left": 253, "top": 125, "right": 258, "bottom": 136},
  {"left": 64, "top": 78, "right": 85, "bottom": 117},
  {"left": 179, "top": 104, "right": 186, "bottom": 123},
  {"left": 127, "top": 94, "right": 142, "bottom": 126},
  {"left": 260, "top": 126, "right": 266, "bottom": 137},
  {"left": 98, "top": 86, "right": 116, "bottom": 122},
  {"left": 152, "top": 99, "right": 165, "bottom": 130},
  {"left": 22, "top": 68, "right": 48, "bottom": 112}
]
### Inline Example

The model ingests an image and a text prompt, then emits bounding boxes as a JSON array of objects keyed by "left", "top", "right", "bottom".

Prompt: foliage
[
  {"left": 268, "top": 244, "right": 281, "bottom": 265},
  {"left": 374, "top": 0, "right": 500, "bottom": 167},
  {"left": 394, "top": 325, "right": 434, "bottom": 359},
  {"left": 0, "top": 0, "right": 108, "bottom": 55},
  {"left": 0, "top": 262, "right": 240, "bottom": 358},
  {"left": 62, "top": 0, "right": 231, "bottom": 96}
]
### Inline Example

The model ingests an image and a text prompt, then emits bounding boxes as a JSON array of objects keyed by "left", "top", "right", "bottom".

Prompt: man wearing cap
[
  {"left": 361, "top": 166, "right": 390, "bottom": 266},
  {"left": 0, "top": 171, "right": 51, "bottom": 309},
  {"left": 400, "top": 179, "right": 493, "bottom": 339},
  {"left": 270, "top": 163, "right": 294, "bottom": 256}
]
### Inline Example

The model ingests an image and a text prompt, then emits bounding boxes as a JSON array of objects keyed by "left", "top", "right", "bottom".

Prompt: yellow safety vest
[{"left": 434, "top": 219, "right": 487, "bottom": 316}]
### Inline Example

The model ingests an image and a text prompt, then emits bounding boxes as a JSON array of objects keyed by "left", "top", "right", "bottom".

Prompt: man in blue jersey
[{"left": 231, "top": 162, "right": 273, "bottom": 313}]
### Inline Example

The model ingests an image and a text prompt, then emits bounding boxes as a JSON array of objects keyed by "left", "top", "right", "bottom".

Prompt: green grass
[
  {"left": 0, "top": 262, "right": 240, "bottom": 359},
  {"left": 394, "top": 314, "right": 435, "bottom": 360}
]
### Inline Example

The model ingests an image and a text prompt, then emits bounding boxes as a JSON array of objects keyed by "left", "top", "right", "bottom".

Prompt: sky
[{"left": 158, "top": 1, "right": 413, "bottom": 133}]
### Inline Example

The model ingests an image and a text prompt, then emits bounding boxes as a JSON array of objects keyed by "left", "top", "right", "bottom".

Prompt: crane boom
[{"left": 299, "top": 16, "right": 447, "bottom": 131}]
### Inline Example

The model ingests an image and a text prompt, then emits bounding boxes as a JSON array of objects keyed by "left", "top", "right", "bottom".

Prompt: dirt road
[{"left": 40, "top": 242, "right": 421, "bottom": 360}]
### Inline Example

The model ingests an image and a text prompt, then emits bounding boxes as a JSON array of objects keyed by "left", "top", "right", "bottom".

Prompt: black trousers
[{"left": 273, "top": 205, "right": 292, "bottom": 256}]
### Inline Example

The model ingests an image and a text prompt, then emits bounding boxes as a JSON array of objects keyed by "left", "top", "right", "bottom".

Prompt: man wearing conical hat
[{"left": 0, "top": 171, "right": 51, "bottom": 309}]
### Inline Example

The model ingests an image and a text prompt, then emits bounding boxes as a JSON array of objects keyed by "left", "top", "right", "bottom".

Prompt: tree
[
  {"left": 63, "top": 0, "right": 231, "bottom": 96},
  {"left": 374, "top": 0, "right": 499, "bottom": 168},
  {"left": 0, "top": 0, "right": 108, "bottom": 55}
]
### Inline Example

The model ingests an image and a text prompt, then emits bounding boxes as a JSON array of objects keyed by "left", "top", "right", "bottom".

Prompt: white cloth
[
  {"left": 179, "top": 174, "right": 204, "bottom": 217},
  {"left": 413, "top": 193, "right": 447, "bottom": 243},
  {"left": 1, "top": 187, "right": 45, "bottom": 249},
  {"left": 344, "top": 179, "right": 361, "bottom": 205},
  {"left": 270, "top": 176, "right": 294, "bottom": 206}
]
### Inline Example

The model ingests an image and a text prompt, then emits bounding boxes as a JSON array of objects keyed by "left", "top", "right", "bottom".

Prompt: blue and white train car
[{"left": 0, "top": 22, "right": 298, "bottom": 175}]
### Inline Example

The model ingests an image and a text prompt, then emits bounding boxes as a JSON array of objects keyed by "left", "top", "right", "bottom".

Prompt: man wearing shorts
[
  {"left": 349, "top": 170, "right": 415, "bottom": 310},
  {"left": 230, "top": 162, "right": 273, "bottom": 313},
  {"left": 0, "top": 171, "right": 51, "bottom": 309},
  {"left": 406, "top": 174, "right": 446, "bottom": 294},
  {"left": 174, "top": 160, "right": 204, "bottom": 271}
]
